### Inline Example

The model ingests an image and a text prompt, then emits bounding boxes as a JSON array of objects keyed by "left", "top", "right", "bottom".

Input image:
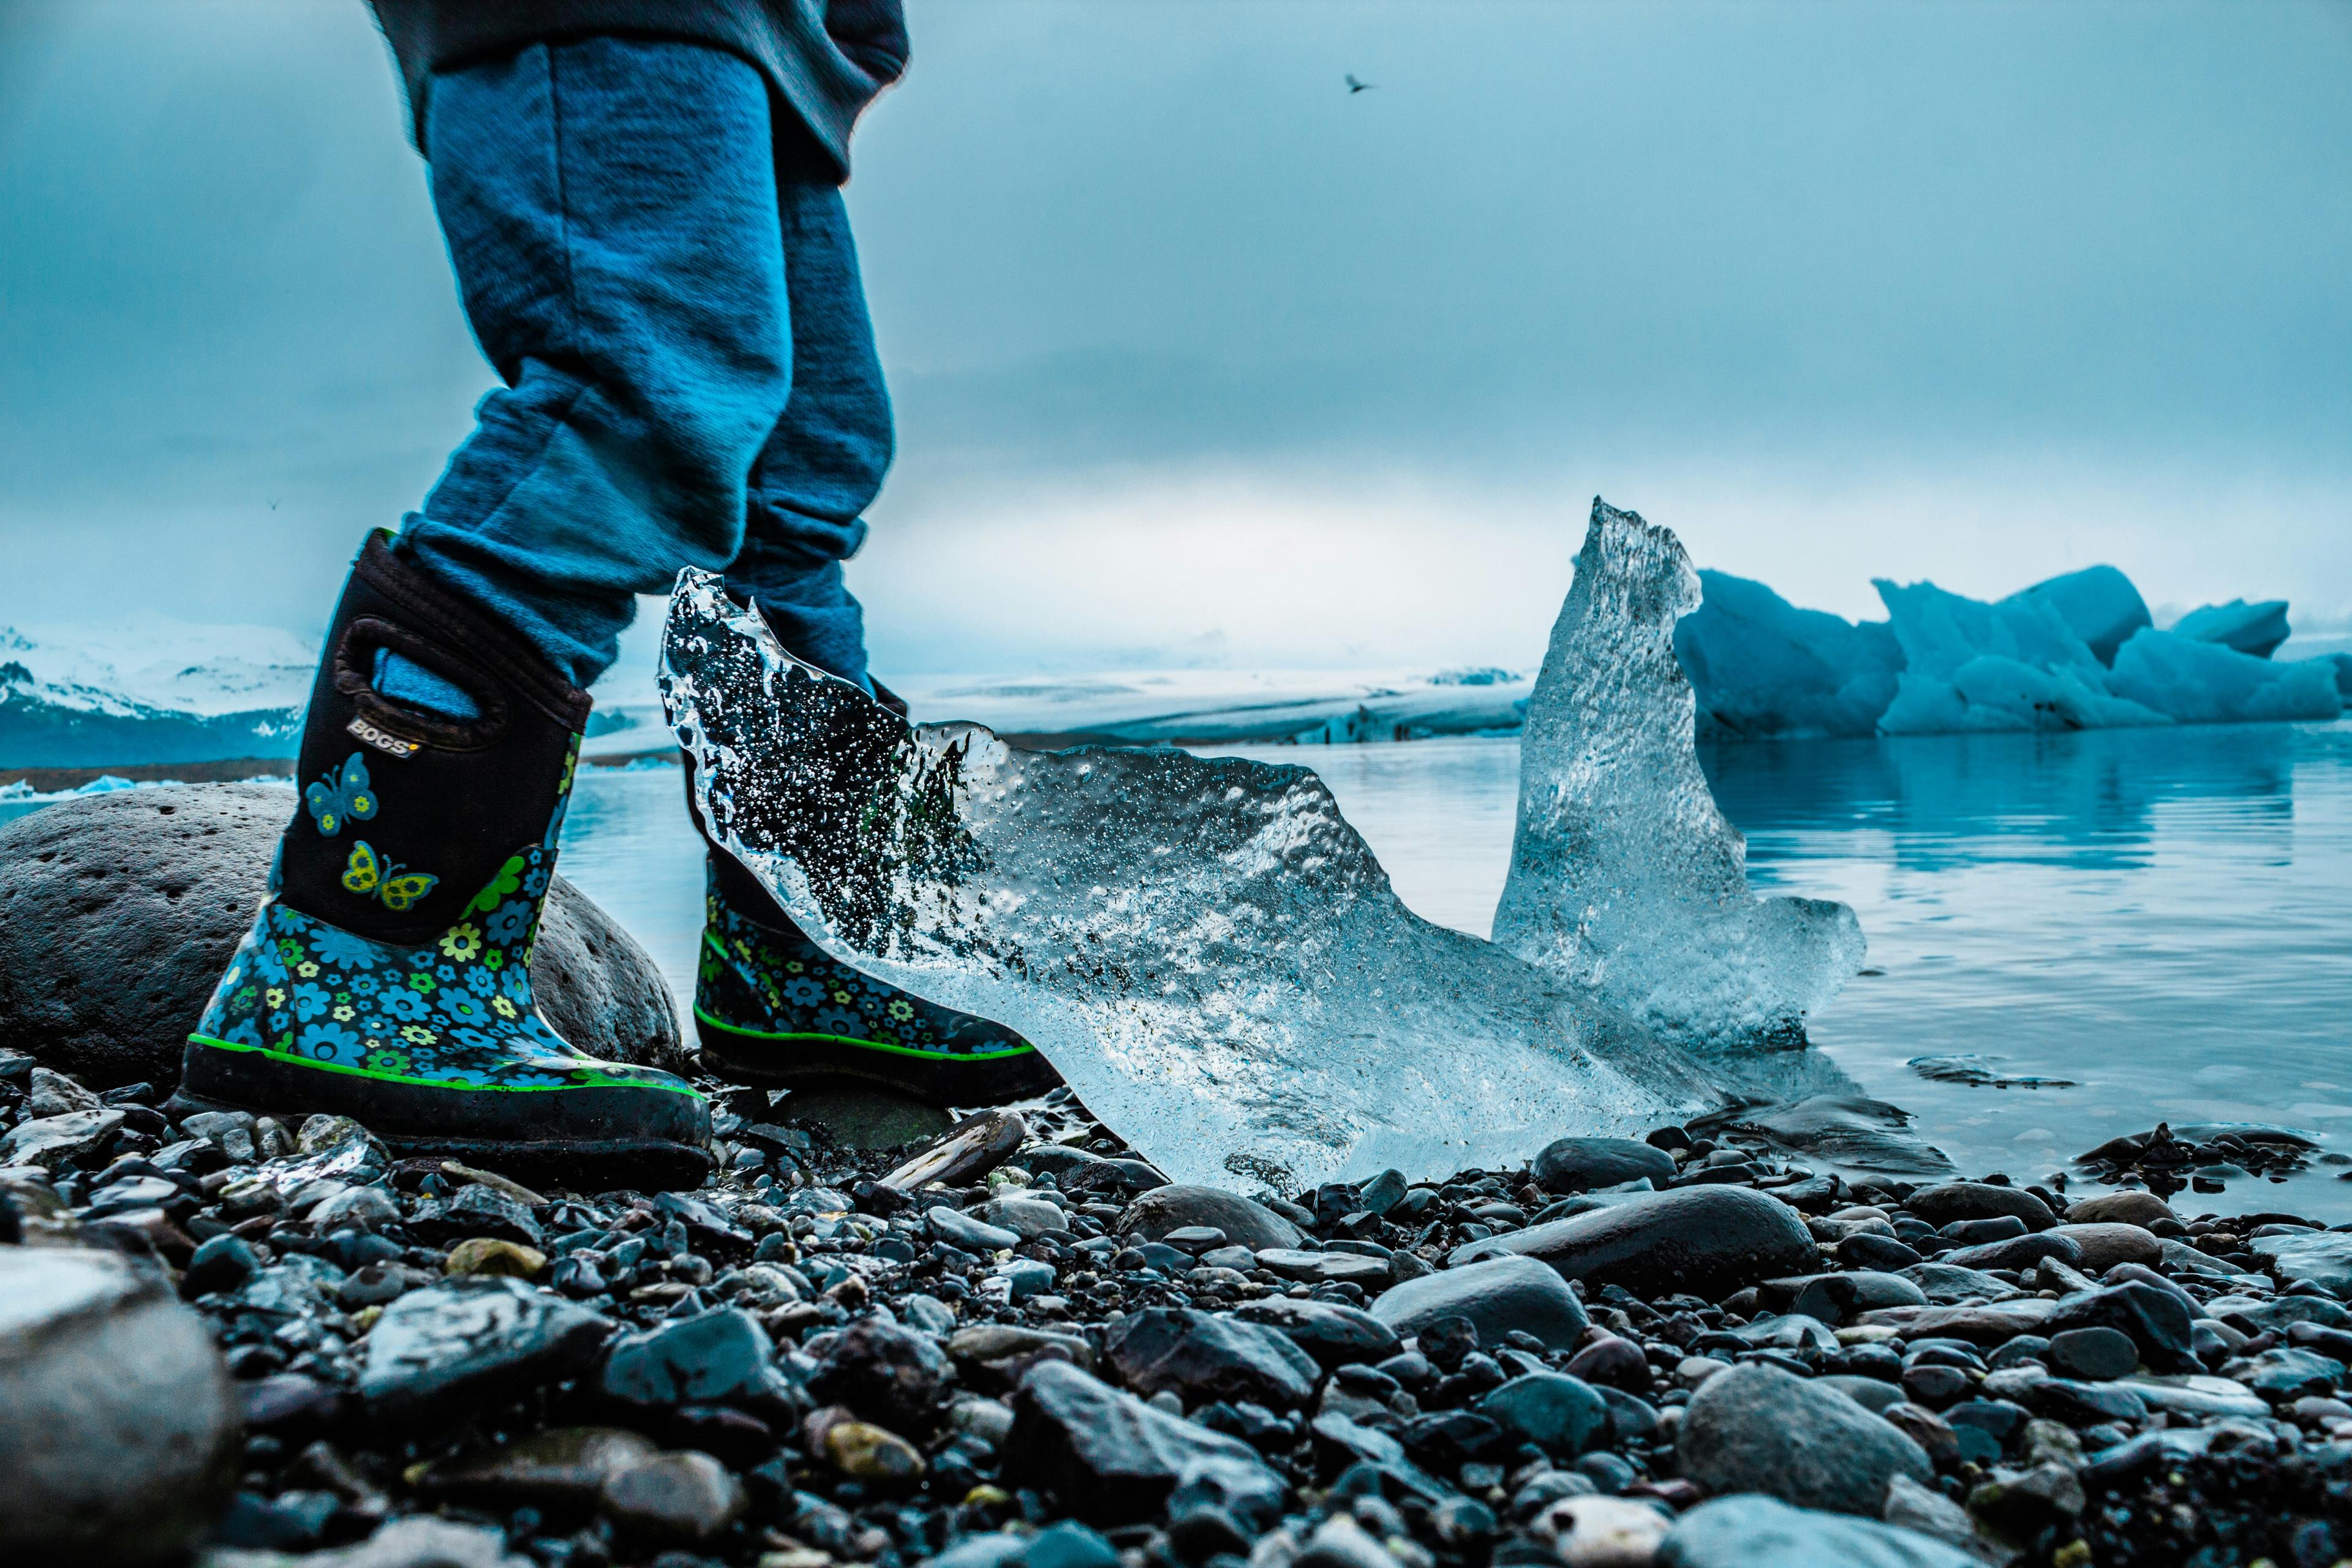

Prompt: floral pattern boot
[
  {"left": 692, "top": 845, "right": 1063, "bottom": 1106},
  {"left": 171, "top": 533, "right": 710, "bottom": 1189}
]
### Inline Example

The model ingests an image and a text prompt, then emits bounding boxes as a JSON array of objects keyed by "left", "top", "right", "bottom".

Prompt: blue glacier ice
[
  {"left": 2110, "top": 629, "right": 2343, "bottom": 724},
  {"left": 2013, "top": 565, "right": 2152, "bottom": 665},
  {"left": 1678, "top": 562, "right": 2341, "bottom": 740},
  {"left": 2173, "top": 599, "right": 2293, "bottom": 659},
  {"left": 1673, "top": 573, "right": 1901, "bottom": 740}
]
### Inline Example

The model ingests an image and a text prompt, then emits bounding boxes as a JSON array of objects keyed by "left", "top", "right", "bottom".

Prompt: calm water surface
[{"left": 562, "top": 721, "right": 2352, "bottom": 1216}]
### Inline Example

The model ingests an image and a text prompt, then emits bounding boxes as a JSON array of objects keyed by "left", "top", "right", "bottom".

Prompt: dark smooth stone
[
  {"left": 1232, "top": 1297, "right": 1401, "bottom": 1371},
  {"left": 1943, "top": 1399, "right": 2027, "bottom": 1441},
  {"left": 1898, "top": 1364, "right": 1973, "bottom": 1409},
  {"left": 1757, "top": 1272, "right": 1926, "bottom": 1325},
  {"left": 1102, "top": 1307, "right": 1320, "bottom": 1412},
  {"left": 2241, "top": 1346, "right": 2346, "bottom": 1401},
  {"left": 1400, "top": 1409, "right": 1510, "bottom": 1471},
  {"left": 1596, "top": 1384, "right": 1660, "bottom": 1445},
  {"left": 1901, "top": 1182, "right": 2056, "bottom": 1233},
  {"left": 1564, "top": 1334, "right": 1654, "bottom": 1395},
  {"left": 1117, "top": 1186, "right": 1302, "bottom": 1253},
  {"left": 1937, "top": 1216, "right": 2027, "bottom": 1246},
  {"left": 1005, "top": 1360, "right": 1284, "bottom": 1528},
  {"left": 2046, "top": 1327, "right": 2138, "bottom": 1381},
  {"left": 2045, "top": 1282, "right": 2198, "bottom": 1374},
  {"left": 1359, "top": 1170, "right": 1410, "bottom": 1218},
  {"left": 598, "top": 1449, "right": 745, "bottom": 1542},
  {"left": 806, "top": 1319, "right": 955, "bottom": 1434},
  {"left": 407, "top": 1185, "right": 545, "bottom": 1250},
  {"left": 1817, "top": 1375, "right": 1905, "bottom": 1415},
  {"left": 1940, "top": 1233, "right": 2082, "bottom": 1273},
  {"left": 1836, "top": 1233, "right": 1924, "bottom": 1272},
  {"left": 1451, "top": 1186, "right": 1816, "bottom": 1299},
  {"left": 358, "top": 1277, "right": 609, "bottom": 1420},
  {"left": 1476, "top": 1373, "right": 1611, "bottom": 1454},
  {"left": 183, "top": 1234, "right": 260, "bottom": 1295},
  {"left": 600, "top": 1307, "right": 792, "bottom": 1413},
  {"left": 1370, "top": 1256, "right": 1589, "bottom": 1352},
  {"left": 1677, "top": 1362, "right": 1932, "bottom": 1517},
  {"left": 2023, "top": 1378, "right": 2149, "bottom": 1428},
  {"left": 1532, "top": 1137, "right": 1676, "bottom": 1194}
]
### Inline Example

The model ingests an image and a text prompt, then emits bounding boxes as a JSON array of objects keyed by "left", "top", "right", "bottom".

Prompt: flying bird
[{"left": 1345, "top": 74, "right": 1376, "bottom": 94}]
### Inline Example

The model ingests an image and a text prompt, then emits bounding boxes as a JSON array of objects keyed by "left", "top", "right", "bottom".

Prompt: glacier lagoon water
[{"left": 555, "top": 716, "right": 2352, "bottom": 1216}]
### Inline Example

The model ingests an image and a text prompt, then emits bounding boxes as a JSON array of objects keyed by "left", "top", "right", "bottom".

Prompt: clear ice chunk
[
  {"left": 1492, "top": 501, "right": 1866, "bottom": 1050},
  {"left": 657, "top": 502, "right": 1864, "bottom": 1191}
]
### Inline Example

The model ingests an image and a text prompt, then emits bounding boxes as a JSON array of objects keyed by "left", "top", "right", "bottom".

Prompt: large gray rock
[
  {"left": 2251, "top": 1229, "right": 2352, "bottom": 1296},
  {"left": 0, "top": 1245, "right": 239, "bottom": 1567},
  {"left": 200, "top": 1515, "right": 533, "bottom": 1568},
  {"left": 1370, "top": 1254, "right": 1589, "bottom": 1351},
  {"left": 1452, "top": 1185, "right": 1817, "bottom": 1298},
  {"left": 1677, "top": 1362, "right": 1932, "bottom": 1517},
  {"left": 360, "top": 1276, "right": 611, "bottom": 1420},
  {"left": 1005, "top": 1359, "right": 1283, "bottom": 1528},
  {"left": 1117, "top": 1185, "right": 1303, "bottom": 1252},
  {"left": 0, "top": 783, "right": 685, "bottom": 1088},
  {"left": 1660, "top": 1496, "right": 1978, "bottom": 1568}
]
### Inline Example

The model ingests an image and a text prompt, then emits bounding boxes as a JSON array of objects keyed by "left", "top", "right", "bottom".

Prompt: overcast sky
[{"left": 2, "top": 1, "right": 2346, "bottom": 684}]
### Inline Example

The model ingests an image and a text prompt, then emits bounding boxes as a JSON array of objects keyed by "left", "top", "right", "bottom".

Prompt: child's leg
[
  {"left": 396, "top": 36, "right": 795, "bottom": 693},
  {"left": 724, "top": 182, "right": 894, "bottom": 692}
]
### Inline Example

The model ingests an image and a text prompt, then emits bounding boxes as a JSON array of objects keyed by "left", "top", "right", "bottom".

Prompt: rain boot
[
  {"left": 170, "top": 533, "right": 712, "bottom": 1189},
  {"left": 683, "top": 683, "right": 1063, "bottom": 1106}
]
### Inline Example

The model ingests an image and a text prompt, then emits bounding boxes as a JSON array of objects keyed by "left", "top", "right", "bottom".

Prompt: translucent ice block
[
  {"left": 658, "top": 501, "right": 1864, "bottom": 1190},
  {"left": 1493, "top": 501, "right": 1866, "bottom": 1049}
]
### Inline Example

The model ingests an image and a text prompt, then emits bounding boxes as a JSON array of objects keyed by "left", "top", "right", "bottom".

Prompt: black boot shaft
[{"left": 281, "top": 533, "right": 589, "bottom": 946}]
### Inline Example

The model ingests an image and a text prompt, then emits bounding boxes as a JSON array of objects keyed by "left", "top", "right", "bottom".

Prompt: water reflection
[{"left": 1702, "top": 722, "right": 2324, "bottom": 875}]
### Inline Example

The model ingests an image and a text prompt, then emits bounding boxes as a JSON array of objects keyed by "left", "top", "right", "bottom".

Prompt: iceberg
[
  {"left": 1870, "top": 578, "right": 2172, "bottom": 734},
  {"left": 1678, "top": 565, "right": 2341, "bottom": 742},
  {"left": 2013, "top": 565, "right": 2152, "bottom": 666},
  {"left": 659, "top": 500, "right": 1862, "bottom": 1190},
  {"left": 2109, "top": 629, "right": 2344, "bottom": 725},
  {"left": 2171, "top": 599, "right": 2292, "bottom": 660},
  {"left": 1673, "top": 571, "right": 1901, "bottom": 740}
]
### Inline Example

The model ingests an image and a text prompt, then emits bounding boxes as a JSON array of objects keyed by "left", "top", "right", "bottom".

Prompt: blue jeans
[{"left": 394, "top": 35, "right": 889, "bottom": 692}]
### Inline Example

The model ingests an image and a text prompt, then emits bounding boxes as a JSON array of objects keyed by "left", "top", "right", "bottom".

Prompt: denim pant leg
[
  {"left": 396, "top": 37, "right": 792, "bottom": 692},
  {"left": 724, "top": 182, "right": 895, "bottom": 692}
]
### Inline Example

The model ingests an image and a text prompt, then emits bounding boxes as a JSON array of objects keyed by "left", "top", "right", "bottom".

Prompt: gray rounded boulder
[
  {"left": 1, "top": 1246, "right": 240, "bottom": 1566},
  {"left": 1454, "top": 1185, "right": 1818, "bottom": 1299},
  {"left": 0, "top": 783, "right": 685, "bottom": 1088},
  {"left": 1678, "top": 1361, "right": 1932, "bottom": 1518}
]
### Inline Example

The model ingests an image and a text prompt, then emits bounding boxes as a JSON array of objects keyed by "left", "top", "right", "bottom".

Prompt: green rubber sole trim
[
  {"left": 690, "top": 1004, "right": 1038, "bottom": 1061},
  {"left": 186, "top": 1034, "right": 708, "bottom": 1099}
]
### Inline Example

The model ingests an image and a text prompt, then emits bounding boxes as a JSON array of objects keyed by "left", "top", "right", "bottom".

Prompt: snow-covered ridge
[
  {"left": 0, "top": 619, "right": 314, "bottom": 768},
  {"left": 0, "top": 619, "right": 316, "bottom": 716},
  {"left": 578, "top": 666, "right": 1535, "bottom": 758}
]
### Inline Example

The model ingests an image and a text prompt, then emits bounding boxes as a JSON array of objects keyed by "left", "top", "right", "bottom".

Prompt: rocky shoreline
[{"left": 7, "top": 1055, "right": 2352, "bottom": 1568}]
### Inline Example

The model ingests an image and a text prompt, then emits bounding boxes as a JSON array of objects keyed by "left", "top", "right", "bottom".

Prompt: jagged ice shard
[
  {"left": 658, "top": 501, "right": 1862, "bottom": 1189},
  {"left": 1494, "top": 503, "right": 1866, "bottom": 1048}
]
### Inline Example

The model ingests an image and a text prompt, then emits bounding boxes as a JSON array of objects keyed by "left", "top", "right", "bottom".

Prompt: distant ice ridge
[
  {"left": 1679, "top": 563, "right": 2346, "bottom": 741},
  {"left": 660, "top": 498, "right": 1862, "bottom": 1191},
  {"left": 0, "top": 619, "right": 312, "bottom": 767},
  {"left": 582, "top": 667, "right": 1533, "bottom": 758}
]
